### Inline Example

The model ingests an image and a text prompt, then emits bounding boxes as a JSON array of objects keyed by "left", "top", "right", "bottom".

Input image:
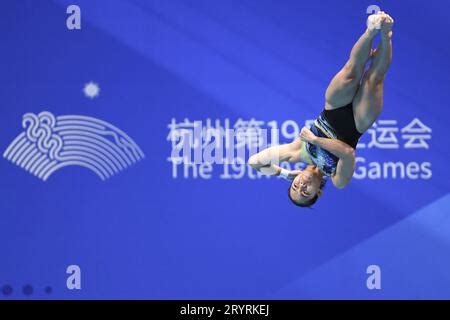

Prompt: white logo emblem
[
  {"left": 66, "top": 265, "right": 82, "bottom": 290},
  {"left": 3, "top": 111, "right": 144, "bottom": 181},
  {"left": 366, "top": 264, "right": 382, "bottom": 290},
  {"left": 66, "top": 5, "right": 81, "bottom": 30}
]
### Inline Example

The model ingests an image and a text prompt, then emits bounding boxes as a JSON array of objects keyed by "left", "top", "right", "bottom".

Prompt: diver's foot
[
  {"left": 367, "top": 11, "right": 384, "bottom": 33},
  {"left": 380, "top": 12, "right": 394, "bottom": 37}
]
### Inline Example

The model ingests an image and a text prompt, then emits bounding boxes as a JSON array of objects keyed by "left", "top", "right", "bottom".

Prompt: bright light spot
[{"left": 83, "top": 81, "right": 100, "bottom": 99}]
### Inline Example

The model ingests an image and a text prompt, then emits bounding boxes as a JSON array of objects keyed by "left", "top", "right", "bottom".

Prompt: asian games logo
[{"left": 3, "top": 111, "right": 144, "bottom": 181}]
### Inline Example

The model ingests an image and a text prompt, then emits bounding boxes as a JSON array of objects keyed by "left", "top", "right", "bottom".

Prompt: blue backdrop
[{"left": 1, "top": 0, "right": 449, "bottom": 299}]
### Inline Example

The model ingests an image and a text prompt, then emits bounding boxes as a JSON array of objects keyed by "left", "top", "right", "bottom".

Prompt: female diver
[{"left": 248, "top": 11, "right": 394, "bottom": 207}]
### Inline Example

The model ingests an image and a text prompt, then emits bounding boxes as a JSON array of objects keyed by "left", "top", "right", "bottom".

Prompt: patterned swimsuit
[
  {"left": 304, "top": 114, "right": 339, "bottom": 176},
  {"left": 302, "top": 104, "right": 362, "bottom": 177}
]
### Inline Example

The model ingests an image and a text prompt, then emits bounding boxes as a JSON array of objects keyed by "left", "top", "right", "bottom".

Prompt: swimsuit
[{"left": 304, "top": 103, "right": 362, "bottom": 176}]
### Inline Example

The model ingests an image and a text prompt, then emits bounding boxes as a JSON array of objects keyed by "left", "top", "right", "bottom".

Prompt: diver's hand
[
  {"left": 289, "top": 170, "right": 303, "bottom": 176},
  {"left": 258, "top": 164, "right": 286, "bottom": 176},
  {"left": 288, "top": 169, "right": 303, "bottom": 181},
  {"left": 300, "top": 127, "right": 317, "bottom": 144},
  {"left": 272, "top": 166, "right": 301, "bottom": 181}
]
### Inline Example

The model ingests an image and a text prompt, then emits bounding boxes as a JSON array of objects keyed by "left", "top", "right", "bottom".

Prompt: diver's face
[{"left": 289, "top": 167, "right": 322, "bottom": 204}]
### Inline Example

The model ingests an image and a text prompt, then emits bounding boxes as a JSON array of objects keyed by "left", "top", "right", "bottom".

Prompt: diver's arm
[
  {"left": 305, "top": 135, "right": 356, "bottom": 188},
  {"left": 299, "top": 126, "right": 355, "bottom": 188},
  {"left": 256, "top": 163, "right": 282, "bottom": 176},
  {"left": 247, "top": 141, "right": 301, "bottom": 176},
  {"left": 300, "top": 127, "right": 354, "bottom": 159},
  {"left": 308, "top": 136, "right": 356, "bottom": 188},
  {"left": 331, "top": 153, "right": 356, "bottom": 188}
]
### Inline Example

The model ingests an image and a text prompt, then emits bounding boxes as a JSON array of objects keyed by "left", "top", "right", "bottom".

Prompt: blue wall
[{"left": 0, "top": 0, "right": 449, "bottom": 299}]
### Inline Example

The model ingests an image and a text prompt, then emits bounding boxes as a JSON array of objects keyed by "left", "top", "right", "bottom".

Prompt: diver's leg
[
  {"left": 324, "top": 13, "right": 383, "bottom": 110},
  {"left": 352, "top": 13, "right": 393, "bottom": 133}
]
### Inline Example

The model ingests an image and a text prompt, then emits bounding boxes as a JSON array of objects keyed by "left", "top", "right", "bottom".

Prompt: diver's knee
[{"left": 366, "top": 71, "right": 385, "bottom": 87}]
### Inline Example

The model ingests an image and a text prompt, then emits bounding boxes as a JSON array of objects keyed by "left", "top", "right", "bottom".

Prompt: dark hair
[{"left": 287, "top": 177, "right": 327, "bottom": 208}]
